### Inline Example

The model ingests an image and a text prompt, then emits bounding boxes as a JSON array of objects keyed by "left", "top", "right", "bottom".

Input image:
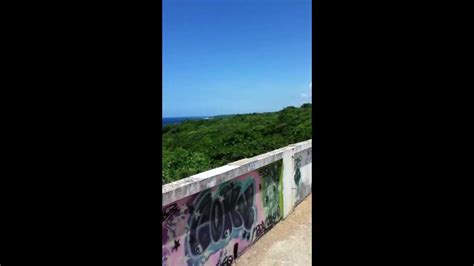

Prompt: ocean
[{"left": 162, "top": 116, "right": 209, "bottom": 127}]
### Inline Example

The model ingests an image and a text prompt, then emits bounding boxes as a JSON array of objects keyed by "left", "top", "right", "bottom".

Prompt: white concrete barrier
[{"left": 162, "top": 139, "right": 312, "bottom": 216}]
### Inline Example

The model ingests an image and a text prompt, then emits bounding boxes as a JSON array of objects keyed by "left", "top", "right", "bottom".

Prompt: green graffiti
[{"left": 258, "top": 161, "right": 282, "bottom": 220}]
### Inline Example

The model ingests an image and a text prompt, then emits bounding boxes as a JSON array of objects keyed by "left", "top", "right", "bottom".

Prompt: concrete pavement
[{"left": 235, "top": 194, "right": 312, "bottom": 266}]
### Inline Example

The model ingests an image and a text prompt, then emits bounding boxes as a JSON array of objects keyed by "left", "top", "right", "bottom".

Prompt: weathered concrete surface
[
  {"left": 162, "top": 139, "right": 312, "bottom": 206},
  {"left": 235, "top": 194, "right": 312, "bottom": 266}
]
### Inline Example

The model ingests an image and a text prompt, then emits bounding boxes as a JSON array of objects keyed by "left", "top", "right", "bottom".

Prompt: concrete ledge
[{"left": 162, "top": 139, "right": 312, "bottom": 206}]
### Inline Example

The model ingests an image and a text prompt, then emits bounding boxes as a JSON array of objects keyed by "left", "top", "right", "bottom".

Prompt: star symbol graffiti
[
  {"left": 172, "top": 239, "right": 181, "bottom": 252},
  {"left": 194, "top": 210, "right": 201, "bottom": 220},
  {"left": 218, "top": 195, "right": 224, "bottom": 202}
]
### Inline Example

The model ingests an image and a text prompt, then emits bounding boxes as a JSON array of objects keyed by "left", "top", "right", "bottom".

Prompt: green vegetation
[{"left": 162, "top": 103, "right": 312, "bottom": 184}]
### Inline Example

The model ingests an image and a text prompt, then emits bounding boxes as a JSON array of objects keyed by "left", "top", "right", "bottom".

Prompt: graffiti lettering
[
  {"left": 162, "top": 161, "right": 284, "bottom": 266},
  {"left": 252, "top": 206, "right": 280, "bottom": 241},
  {"left": 187, "top": 181, "right": 255, "bottom": 257},
  {"left": 216, "top": 255, "right": 233, "bottom": 266}
]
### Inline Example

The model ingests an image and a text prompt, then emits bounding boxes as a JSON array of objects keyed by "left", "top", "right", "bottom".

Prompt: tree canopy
[{"left": 163, "top": 104, "right": 312, "bottom": 184}]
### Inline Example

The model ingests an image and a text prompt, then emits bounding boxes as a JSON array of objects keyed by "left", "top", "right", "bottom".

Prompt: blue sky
[{"left": 163, "top": 0, "right": 312, "bottom": 117}]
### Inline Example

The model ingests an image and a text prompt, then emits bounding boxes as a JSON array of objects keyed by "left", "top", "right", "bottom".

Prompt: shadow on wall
[{"left": 162, "top": 161, "right": 283, "bottom": 266}]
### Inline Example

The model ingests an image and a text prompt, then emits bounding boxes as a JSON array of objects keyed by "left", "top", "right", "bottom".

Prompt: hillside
[{"left": 162, "top": 104, "right": 312, "bottom": 184}]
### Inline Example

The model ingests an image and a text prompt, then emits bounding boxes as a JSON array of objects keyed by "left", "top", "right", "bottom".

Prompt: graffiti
[
  {"left": 294, "top": 156, "right": 302, "bottom": 185},
  {"left": 293, "top": 149, "right": 312, "bottom": 206},
  {"left": 305, "top": 148, "right": 312, "bottom": 165},
  {"left": 172, "top": 239, "right": 181, "bottom": 252},
  {"left": 259, "top": 162, "right": 282, "bottom": 225},
  {"left": 252, "top": 221, "right": 266, "bottom": 240},
  {"left": 162, "top": 160, "right": 284, "bottom": 266},
  {"left": 252, "top": 205, "right": 281, "bottom": 241},
  {"left": 163, "top": 203, "right": 179, "bottom": 222},
  {"left": 242, "top": 231, "right": 250, "bottom": 241},
  {"left": 264, "top": 205, "right": 280, "bottom": 230},
  {"left": 233, "top": 243, "right": 238, "bottom": 260},
  {"left": 216, "top": 255, "right": 233, "bottom": 266},
  {"left": 187, "top": 180, "right": 255, "bottom": 258}
]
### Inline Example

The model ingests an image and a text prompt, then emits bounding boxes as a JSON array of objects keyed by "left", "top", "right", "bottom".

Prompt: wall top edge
[{"left": 162, "top": 139, "right": 312, "bottom": 201}]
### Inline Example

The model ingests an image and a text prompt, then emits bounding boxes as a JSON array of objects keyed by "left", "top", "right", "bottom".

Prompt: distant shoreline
[
  {"left": 162, "top": 116, "right": 208, "bottom": 126},
  {"left": 162, "top": 114, "right": 238, "bottom": 127}
]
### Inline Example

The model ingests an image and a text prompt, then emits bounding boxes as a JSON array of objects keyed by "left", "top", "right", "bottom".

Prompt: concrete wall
[
  {"left": 293, "top": 148, "right": 312, "bottom": 207},
  {"left": 162, "top": 139, "right": 312, "bottom": 266}
]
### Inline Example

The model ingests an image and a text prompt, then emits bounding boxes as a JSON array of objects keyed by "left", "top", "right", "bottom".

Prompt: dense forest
[{"left": 162, "top": 104, "right": 312, "bottom": 184}]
